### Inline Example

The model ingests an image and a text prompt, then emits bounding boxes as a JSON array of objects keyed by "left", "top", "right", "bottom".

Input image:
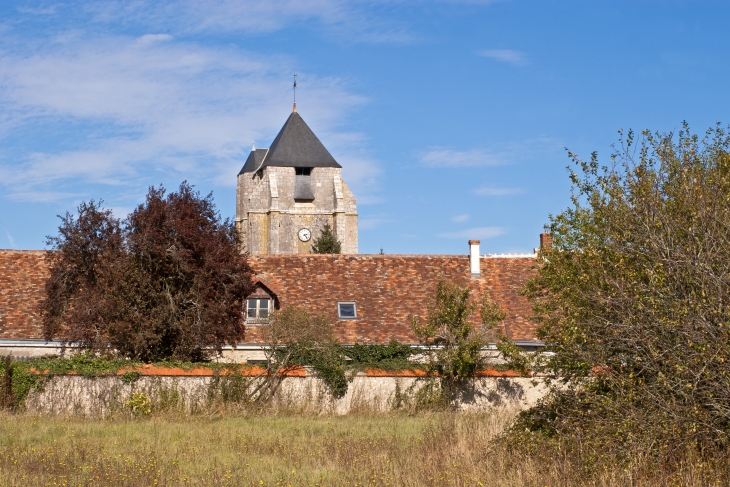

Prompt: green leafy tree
[
  {"left": 42, "top": 182, "right": 253, "bottom": 362},
  {"left": 519, "top": 123, "right": 730, "bottom": 461},
  {"left": 412, "top": 279, "right": 506, "bottom": 401},
  {"left": 311, "top": 223, "right": 341, "bottom": 254}
]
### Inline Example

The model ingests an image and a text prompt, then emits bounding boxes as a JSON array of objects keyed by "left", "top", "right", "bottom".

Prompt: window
[
  {"left": 247, "top": 298, "right": 270, "bottom": 322},
  {"left": 337, "top": 302, "right": 357, "bottom": 320},
  {"left": 294, "top": 167, "right": 314, "bottom": 200}
]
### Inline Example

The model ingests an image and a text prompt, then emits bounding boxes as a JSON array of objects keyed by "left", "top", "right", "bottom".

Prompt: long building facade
[{"left": 0, "top": 246, "right": 542, "bottom": 361}]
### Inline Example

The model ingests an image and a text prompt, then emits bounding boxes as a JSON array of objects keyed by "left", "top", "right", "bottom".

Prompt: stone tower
[{"left": 236, "top": 105, "right": 358, "bottom": 255}]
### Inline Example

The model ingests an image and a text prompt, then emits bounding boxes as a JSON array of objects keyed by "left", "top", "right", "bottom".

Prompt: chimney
[
  {"left": 468, "top": 240, "right": 480, "bottom": 277},
  {"left": 539, "top": 233, "right": 552, "bottom": 252}
]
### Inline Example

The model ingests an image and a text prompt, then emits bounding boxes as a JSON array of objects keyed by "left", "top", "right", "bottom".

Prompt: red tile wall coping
[
  {"left": 364, "top": 368, "right": 523, "bottom": 378},
  {"left": 0, "top": 250, "right": 541, "bottom": 345},
  {"left": 0, "top": 250, "right": 50, "bottom": 339},
  {"left": 246, "top": 254, "right": 540, "bottom": 344},
  {"left": 28, "top": 365, "right": 527, "bottom": 378},
  {"left": 27, "top": 364, "right": 308, "bottom": 377}
]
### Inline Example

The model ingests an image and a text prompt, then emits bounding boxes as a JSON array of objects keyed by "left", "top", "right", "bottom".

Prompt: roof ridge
[
  {"left": 0, "top": 249, "right": 47, "bottom": 254},
  {"left": 251, "top": 254, "right": 536, "bottom": 259}
]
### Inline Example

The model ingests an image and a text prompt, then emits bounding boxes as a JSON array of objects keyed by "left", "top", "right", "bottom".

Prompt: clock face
[{"left": 298, "top": 228, "right": 311, "bottom": 242}]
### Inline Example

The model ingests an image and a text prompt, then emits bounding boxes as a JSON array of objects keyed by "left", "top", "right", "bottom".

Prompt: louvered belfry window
[{"left": 294, "top": 167, "right": 314, "bottom": 201}]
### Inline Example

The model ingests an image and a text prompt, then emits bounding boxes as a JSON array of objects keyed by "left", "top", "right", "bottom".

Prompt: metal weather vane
[{"left": 293, "top": 73, "right": 297, "bottom": 103}]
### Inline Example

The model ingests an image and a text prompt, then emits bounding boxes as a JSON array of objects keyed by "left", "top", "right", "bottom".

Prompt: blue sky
[{"left": 1, "top": 0, "right": 728, "bottom": 254}]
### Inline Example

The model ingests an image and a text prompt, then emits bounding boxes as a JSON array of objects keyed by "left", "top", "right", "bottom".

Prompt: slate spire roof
[{"left": 239, "top": 106, "right": 341, "bottom": 174}]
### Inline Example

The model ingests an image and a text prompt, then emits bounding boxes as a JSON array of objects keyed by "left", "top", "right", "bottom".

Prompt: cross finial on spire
[{"left": 292, "top": 73, "right": 297, "bottom": 113}]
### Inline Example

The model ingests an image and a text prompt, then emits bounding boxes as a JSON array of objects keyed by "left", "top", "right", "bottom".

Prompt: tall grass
[{"left": 0, "top": 410, "right": 727, "bottom": 486}]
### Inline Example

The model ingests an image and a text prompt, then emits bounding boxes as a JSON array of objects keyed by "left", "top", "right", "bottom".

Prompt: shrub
[{"left": 518, "top": 123, "right": 730, "bottom": 465}]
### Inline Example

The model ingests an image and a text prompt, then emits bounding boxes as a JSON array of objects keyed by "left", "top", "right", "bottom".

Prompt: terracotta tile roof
[
  {"left": 246, "top": 254, "right": 540, "bottom": 344},
  {"left": 0, "top": 250, "right": 540, "bottom": 345},
  {"left": 0, "top": 250, "right": 49, "bottom": 339}
]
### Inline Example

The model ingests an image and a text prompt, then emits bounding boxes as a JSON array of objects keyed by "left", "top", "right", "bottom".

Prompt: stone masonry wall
[
  {"left": 236, "top": 166, "right": 358, "bottom": 255},
  {"left": 24, "top": 374, "right": 548, "bottom": 416}
]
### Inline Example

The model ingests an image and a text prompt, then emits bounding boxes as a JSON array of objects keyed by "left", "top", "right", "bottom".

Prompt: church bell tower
[{"left": 235, "top": 105, "right": 358, "bottom": 255}]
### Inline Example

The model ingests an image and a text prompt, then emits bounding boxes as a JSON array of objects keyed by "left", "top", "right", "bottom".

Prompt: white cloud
[
  {"left": 418, "top": 148, "right": 506, "bottom": 168},
  {"left": 0, "top": 33, "right": 382, "bottom": 204},
  {"left": 478, "top": 49, "right": 528, "bottom": 66},
  {"left": 437, "top": 227, "right": 505, "bottom": 239},
  {"left": 109, "top": 206, "right": 133, "bottom": 219},
  {"left": 452, "top": 214, "right": 469, "bottom": 222},
  {"left": 473, "top": 187, "right": 525, "bottom": 196},
  {"left": 136, "top": 34, "right": 173, "bottom": 46}
]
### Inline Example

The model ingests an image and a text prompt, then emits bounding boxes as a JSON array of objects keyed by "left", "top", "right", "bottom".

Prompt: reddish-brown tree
[
  {"left": 42, "top": 200, "right": 125, "bottom": 348},
  {"left": 42, "top": 183, "right": 253, "bottom": 361}
]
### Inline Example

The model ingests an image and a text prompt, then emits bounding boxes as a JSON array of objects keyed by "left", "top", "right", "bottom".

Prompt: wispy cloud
[
  {"left": 136, "top": 33, "right": 173, "bottom": 46},
  {"left": 360, "top": 217, "right": 391, "bottom": 230},
  {"left": 438, "top": 227, "right": 505, "bottom": 239},
  {"left": 5, "top": 190, "right": 86, "bottom": 203},
  {"left": 452, "top": 214, "right": 469, "bottom": 222},
  {"left": 473, "top": 187, "right": 525, "bottom": 196},
  {"left": 1, "top": 0, "right": 512, "bottom": 210},
  {"left": 110, "top": 206, "right": 133, "bottom": 219},
  {"left": 0, "top": 32, "right": 382, "bottom": 205},
  {"left": 418, "top": 148, "right": 506, "bottom": 168},
  {"left": 4, "top": 228, "right": 16, "bottom": 248},
  {"left": 478, "top": 49, "right": 528, "bottom": 66},
  {"left": 16, "top": 5, "right": 59, "bottom": 15},
  {"left": 417, "top": 136, "right": 561, "bottom": 170},
  {"left": 325, "top": 132, "right": 383, "bottom": 205},
  {"left": 84, "top": 0, "right": 419, "bottom": 44}
]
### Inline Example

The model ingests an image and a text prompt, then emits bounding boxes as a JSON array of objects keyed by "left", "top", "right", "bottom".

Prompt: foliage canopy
[
  {"left": 519, "top": 123, "right": 730, "bottom": 460},
  {"left": 42, "top": 182, "right": 253, "bottom": 362}
]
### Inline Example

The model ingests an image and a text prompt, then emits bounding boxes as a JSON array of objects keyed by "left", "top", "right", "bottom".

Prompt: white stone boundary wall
[{"left": 24, "top": 375, "right": 549, "bottom": 417}]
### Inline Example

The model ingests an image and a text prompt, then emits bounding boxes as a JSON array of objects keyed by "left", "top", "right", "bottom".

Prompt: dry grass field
[{"left": 0, "top": 410, "right": 726, "bottom": 487}]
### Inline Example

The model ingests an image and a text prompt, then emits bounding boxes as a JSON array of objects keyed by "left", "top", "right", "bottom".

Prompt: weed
[
  {"left": 125, "top": 391, "right": 151, "bottom": 416},
  {"left": 120, "top": 371, "right": 142, "bottom": 385}
]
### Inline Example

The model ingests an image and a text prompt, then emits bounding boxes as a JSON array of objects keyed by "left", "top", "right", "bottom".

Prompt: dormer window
[
  {"left": 247, "top": 298, "right": 270, "bottom": 323},
  {"left": 245, "top": 281, "right": 278, "bottom": 325},
  {"left": 294, "top": 167, "right": 314, "bottom": 201}
]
